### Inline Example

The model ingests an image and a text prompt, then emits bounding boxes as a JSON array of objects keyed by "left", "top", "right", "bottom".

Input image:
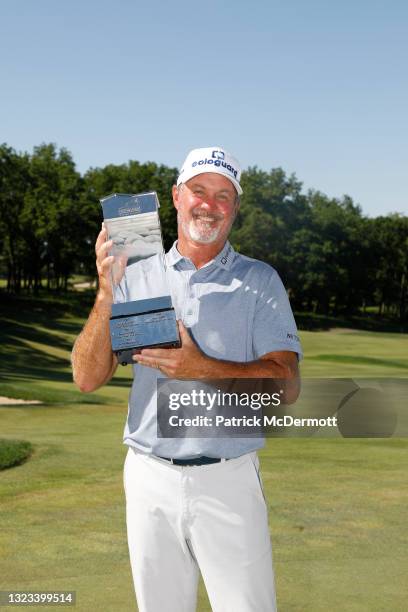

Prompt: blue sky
[{"left": 1, "top": 0, "right": 407, "bottom": 217}]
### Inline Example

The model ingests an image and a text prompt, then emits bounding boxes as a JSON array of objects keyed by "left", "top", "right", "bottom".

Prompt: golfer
[{"left": 72, "top": 146, "right": 302, "bottom": 612}]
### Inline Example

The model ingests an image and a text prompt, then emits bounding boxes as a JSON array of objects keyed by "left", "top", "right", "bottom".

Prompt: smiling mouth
[{"left": 192, "top": 213, "right": 224, "bottom": 223}]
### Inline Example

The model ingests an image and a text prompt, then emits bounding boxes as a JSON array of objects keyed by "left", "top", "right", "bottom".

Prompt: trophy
[{"left": 100, "top": 192, "right": 180, "bottom": 365}]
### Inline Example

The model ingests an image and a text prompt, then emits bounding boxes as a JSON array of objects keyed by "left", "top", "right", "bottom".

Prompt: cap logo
[
  {"left": 191, "top": 157, "right": 238, "bottom": 178},
  {"left": 212, "top": 150, "right": 225, "bottom": 160}
]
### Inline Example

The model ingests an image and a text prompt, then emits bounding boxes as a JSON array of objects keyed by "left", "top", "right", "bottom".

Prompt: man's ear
[
  {"left": 234, "top": 197, "right": 241, "bottom": 218},
  {"left": 172, "top": 184, "right": 180, "bottom": 211}
]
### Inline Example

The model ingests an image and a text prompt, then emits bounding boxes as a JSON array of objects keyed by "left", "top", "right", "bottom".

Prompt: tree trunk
[{"left": 399, "top": 272, "right": 407, "bottom": 322}]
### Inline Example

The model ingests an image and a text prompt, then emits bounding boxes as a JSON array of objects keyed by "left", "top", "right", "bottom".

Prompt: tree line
[{"left": 1, "top": 143, "right": 407, "bottom": 323}]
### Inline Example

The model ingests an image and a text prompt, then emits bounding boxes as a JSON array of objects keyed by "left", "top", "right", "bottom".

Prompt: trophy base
[{"left": 110, "top": 297, "right": 181, "bottom": 366}]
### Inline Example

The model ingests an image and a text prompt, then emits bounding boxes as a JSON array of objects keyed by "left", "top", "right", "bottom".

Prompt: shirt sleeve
[{"left": 252, "top": 267, "right": 303, "bottom": 360}]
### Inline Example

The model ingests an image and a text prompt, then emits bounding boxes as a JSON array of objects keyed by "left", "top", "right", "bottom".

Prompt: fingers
[
  {"left": 96, "top": 244, "right": 113, "bottom": 278},
  {"left": 95, "top": 224, "right": 113, "bottom": 275},
  {"left": 112, "top": 260, "right": 125, "bottom": 284},
  {"left": 133, "top": 354, "right": 171, "bottom": 369},
  {"left": 133, "top": 346, "right": 176, "bottom": 367},
  {"left": 133, "top": 356, "right": 172, "bottom": 377},
  {"left": 140, "top": 348, "right": 174, "bottom": 359},
  {"left": 95, "top": 224, "right": 114, "bottom": 264},
  {"left": 99, "top": 254, "right": 114, "bottom": 275},
  {"left": 95, "top": 225, "right": 128, "bottom": 289},
  {"left": 177, "top": 320, "right": 191, "bottom": 342},
  {"left": 95, "top": 224, "right": 108, "bottom": 253},
  {"left": 96, "top": 238, "right": 113, "bottom": 263},
  {"left": 112, "top": 254, "right": 128, "bottom": 285}
]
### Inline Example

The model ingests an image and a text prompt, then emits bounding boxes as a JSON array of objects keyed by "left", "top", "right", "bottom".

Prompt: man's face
[{"left": 172, "top": 173, "right": 239, "bottom": 245}]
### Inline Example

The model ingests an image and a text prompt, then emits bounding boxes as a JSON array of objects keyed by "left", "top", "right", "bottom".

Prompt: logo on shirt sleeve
[{"left": 287, "top": 332, "right": 300, "bottom": 342}]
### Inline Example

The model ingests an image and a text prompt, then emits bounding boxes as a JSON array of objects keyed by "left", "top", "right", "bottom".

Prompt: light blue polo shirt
[{"left": 120, "top": 241, "right": 302, "bottom": 459}]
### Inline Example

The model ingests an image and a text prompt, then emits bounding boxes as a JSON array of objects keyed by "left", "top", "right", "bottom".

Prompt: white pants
[{"left": 123, "top": 448, "right": 277, "bottom": 612}]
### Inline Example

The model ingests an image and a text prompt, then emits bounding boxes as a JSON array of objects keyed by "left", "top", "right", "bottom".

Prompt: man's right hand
[
  {"left": 95, "top": 224, "right": 128, "bottom": 301},
  {"left": 95, "top": 223, "right": 115, "bottom": 303}
]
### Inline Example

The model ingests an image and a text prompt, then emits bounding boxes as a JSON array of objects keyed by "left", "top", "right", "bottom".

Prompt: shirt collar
[
  {"left": 212, "top": 240, "right": 235, "bottom": 270},
  {"left": 165, "top": 240, "right": 235, "bottom": 271},
  {"left": 165, "top": 241, "right": 184, "bottom": 267}
]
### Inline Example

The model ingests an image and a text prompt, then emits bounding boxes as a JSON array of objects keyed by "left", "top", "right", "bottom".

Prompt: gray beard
[{"left": 178, "top": 213, "right": 223, "bottom": 244}]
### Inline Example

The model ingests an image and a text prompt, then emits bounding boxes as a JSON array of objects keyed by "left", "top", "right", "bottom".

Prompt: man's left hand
[{"left": 133, "top": 321, "right": 210, "bottom": 378}]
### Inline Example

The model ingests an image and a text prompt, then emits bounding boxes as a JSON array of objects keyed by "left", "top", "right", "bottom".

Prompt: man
[{"left": 72, "top": 146, "right": 302, "bottom": 612}]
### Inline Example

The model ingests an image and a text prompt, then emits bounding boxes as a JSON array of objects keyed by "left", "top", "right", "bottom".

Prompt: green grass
[
  {"left": 0, "top": 293, "right": 132, "bottom": 407},
  {"left": 0, "top": 295, "right": 407, "bottom": 611},
  {"left": 261, "top": 439, "right": 408, "bottom": 611},
  {"left": 300, "top": 328, "right": 408, "bottom": 377}
]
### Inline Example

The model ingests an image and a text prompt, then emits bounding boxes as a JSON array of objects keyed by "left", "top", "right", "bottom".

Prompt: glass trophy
[{"left": 100, "top": 192, "right": 180, "bottom": 366}]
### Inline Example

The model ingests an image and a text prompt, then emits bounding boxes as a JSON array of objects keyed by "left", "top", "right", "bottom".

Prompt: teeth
[{"left": 194, "top": 216, "right": 221, "bottom": 222}]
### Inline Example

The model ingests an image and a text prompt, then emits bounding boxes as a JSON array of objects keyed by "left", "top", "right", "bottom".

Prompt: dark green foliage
[
  {"left": 83, "top": 160, "right": 178, "bottom": 251},
  {"left": 0, "top": 143, "right": 87, "bottom": 293},
  {"left": 0, "top": 143, "right": 407, "bottom": 324},
  {"left": 233, "top": 168, "right": 407, "bottom": 324},
  {"left": 0, "top": 438, "right": 33, "bottom": 470},
  {"left": 0, "top": 144, "right": 178, "bottom": 293}
]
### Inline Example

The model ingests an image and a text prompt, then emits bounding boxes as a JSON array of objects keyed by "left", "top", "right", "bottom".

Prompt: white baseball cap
[{"left": 177, "top": 146, "right": 243, "bottom": 195}]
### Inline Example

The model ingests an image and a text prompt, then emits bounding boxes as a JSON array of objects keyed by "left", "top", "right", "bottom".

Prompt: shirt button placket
[{"left": 184, "top": 276, "right": 195, "bottom": 322}]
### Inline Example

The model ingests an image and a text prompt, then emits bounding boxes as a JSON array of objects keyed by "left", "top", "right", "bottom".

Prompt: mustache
[{"left": 192, "top": 208, "right": 224, "bottom": 221}]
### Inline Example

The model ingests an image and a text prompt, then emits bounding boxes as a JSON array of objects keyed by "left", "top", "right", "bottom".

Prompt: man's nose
[{"left": 200, "top": 196, "right": 217, "bottom": 209}]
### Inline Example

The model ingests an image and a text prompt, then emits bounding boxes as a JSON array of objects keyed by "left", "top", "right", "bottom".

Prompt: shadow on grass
[
  {"left": 295, "top": 311, "right": 407, "bottom": 333},
  {"left": 309, "top": 354, "right": 408, "bottom": 369},
  {"left": 2, "top": 315, "right": 82, "bottom": 354},
  {"left": 0, "top": 292, "right": 131, "bottom": 404},
  {"left": 1, "top": 289, "right": 95, "bottom": 319}
]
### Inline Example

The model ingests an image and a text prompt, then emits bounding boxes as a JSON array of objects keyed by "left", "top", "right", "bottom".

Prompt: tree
[
  {"left": 0, "top": 144, "right": 30, "bottom": 292},
  {"left": 372, "top": 214, "right": 408, "bottom": 322},
  {"left": 19, "top": 144, "right": 83, "bottom": 292},
  {"left": 83, "top": 160, "right": 178, "bottom": 251},
  {"left": 232, "top": 167, "right": 309, "bottom": 290},
  {"left": 0, "top": 141, "right": 406, "bottom": 326}
]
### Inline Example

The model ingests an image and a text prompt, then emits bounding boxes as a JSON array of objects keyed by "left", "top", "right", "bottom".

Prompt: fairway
[{"left": 1, "top": 298, "right": 407, "bottom": 611}]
